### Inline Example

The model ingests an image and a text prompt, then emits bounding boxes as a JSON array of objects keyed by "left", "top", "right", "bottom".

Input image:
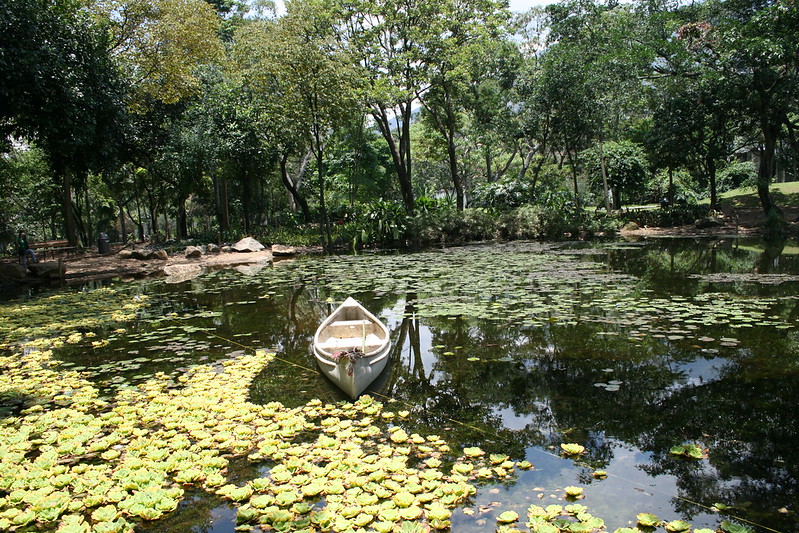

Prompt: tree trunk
[
  {"left": 707, "top": 155, "right": 717, "bottom": 210},
  {"left": 119, "top": 203, "right": 128, "bottom": 244},
  {"left": 85, "top": 185, "right": 94, "bottom": 243},
  {"left": 316, "top": 147, "right": 333, "bottom": 252},
  {"left": 757, "top": 122, "right": 778, "bottom": 215},
  {"left": 373, "top": 103, "right": 414, "bottom": 212},
  {"left": 598, "top": 128, "right": 611, "bottom": 211},
  {"left": 60, "top": 168, "right": 77, "bottom": 246},
  {"left": 419, "top": 88, "right": 464, "bottom": 210},
  {"left": 565, "top": 147, "right": 581, "bottom": 213},
  {"left": 279, "top": 153, "right": 312, "bottom": 223},
  {"left": 447, "top": 135, "right": 464, "bottom": 210},
  {"left": 177, "top": 196, "right": 188, "bottom": 239},
  {"left": 668, "top": 167, "right": 674, "bottom": 204},
  {"left": 215, "top": 175, "right": 230, "bottom": 234}
]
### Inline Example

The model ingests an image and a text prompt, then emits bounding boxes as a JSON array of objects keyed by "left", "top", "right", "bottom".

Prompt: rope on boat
[{"left": 207, "top": 332, "right": 784, "bottom": 533}]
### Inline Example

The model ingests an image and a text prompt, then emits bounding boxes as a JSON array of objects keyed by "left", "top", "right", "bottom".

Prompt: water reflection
[{"left": 36, "top": 237, "right": 799, "bottom": 532}]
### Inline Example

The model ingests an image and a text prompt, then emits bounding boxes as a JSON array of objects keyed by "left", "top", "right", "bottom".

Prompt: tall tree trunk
[
  {"left": 60, "top": 167, "right": 77, "bottom": 246},
  {"left": 373, "top": 102, "right": 414, "bottom": 212},
  {"left": 215, "top": 175, "right": 230, "bottom": 234},
  {"left": 241, "top": 168, "right": 251, "bottom": 235},
  {"left": 565, "top": 147, "right": 581, "bottom": 213},
  {"left": 668, "top": 167, "right": 674, "bottom": 204},
  {"left": 418, "top": 88, "right": 464, "bottom": 210},
  {"left": 316, "top": 147, "right": 332, "bottom": 252},
  {"left": 177, "top": 196, "right": 188, "bottom": 239},
  {"left": 707, "top": 155, "right": 717, "bottom": 210},
  {"left": 279, "top": 152, "right": 312, "bottom": 223},
  {"left": 598, "top": 127, "right": 611, "bottom": 211},
  {"left": 119, "top": 203, "right": 128, "bottom": 244},
  {"left": 757, "top": 121, "right": 778, "bottom": 215},
  {"left": 85, "top": 185, "right": 93, "bottom": 243}
]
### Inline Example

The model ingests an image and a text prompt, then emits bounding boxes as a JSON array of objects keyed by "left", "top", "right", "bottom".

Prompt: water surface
[{"left": 43, "top": 237, "right": 799, "bottom": 532}]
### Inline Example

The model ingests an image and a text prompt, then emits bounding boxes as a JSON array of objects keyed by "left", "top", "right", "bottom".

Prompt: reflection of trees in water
[
  {"left": 603, "top": 238, "right": 799, "bottom": 298},
  {"left": 638, "top": 355, "right": 799, "bottom": 530},
  {"left": 383, "top": 299, "right": 798, "bottom": 530},
  {"left": 201, "top": 269, "right": 798, "bottom": 531}
]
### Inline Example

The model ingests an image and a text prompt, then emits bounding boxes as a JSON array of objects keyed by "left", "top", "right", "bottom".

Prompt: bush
[
  {"left": 717, "top": 161, "right": 757, "bottom": 193},
  {"left": 617, "top": 204, "right": 709, "bottom": 227},
  {"left": 471, "top": 178, "right": 535, "bottom": 210}
]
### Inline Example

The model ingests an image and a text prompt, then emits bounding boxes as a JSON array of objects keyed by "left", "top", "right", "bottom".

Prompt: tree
[
  {"left": 92, "top": 0, "right": 223, "bottom": 108},
  {"left": 543, "top": 0, "right": 653, "bottom": 211},
  {"left": 675, "top": 0, "right": 799, "bottom": 231},
  {"left": 338, "top": 0, "right": 434, "bottom": 213},
  {"left": 236, "top": 0, "right": 362, "bottom": 250},
  {"left": 413, "top": 0, "right": 511, "bottom": 210},
  {"left": 1, "top": 0, "right": 128, "bottom": 245},
  {"left": 583, "top": 140, "right": 649, "bottom": 209}
]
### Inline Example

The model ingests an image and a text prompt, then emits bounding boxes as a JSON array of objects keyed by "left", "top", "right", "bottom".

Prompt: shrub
[
  {"left": 617, "top": 204, "right": 709, "bottom": 227},
  {"left": 717, "top": 161, "right": 757, "bottom": 193}
]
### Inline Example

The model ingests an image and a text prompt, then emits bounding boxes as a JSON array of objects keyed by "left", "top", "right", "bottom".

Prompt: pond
[{"left": 1, "top": 236, "right": 798, "bottom": 533}]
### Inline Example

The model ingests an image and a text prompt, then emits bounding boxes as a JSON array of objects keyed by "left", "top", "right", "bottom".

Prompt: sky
[
  {"left": 508, "top": 0, "right": 553, "bottom": 11},
  {"left": 273, "top": 0, "right": 554, "bottom": 18}
]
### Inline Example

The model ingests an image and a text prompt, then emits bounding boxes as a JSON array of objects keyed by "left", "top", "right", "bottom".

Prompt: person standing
[{"left": 15, "top": 230, "right": 37, "bottom": 270}]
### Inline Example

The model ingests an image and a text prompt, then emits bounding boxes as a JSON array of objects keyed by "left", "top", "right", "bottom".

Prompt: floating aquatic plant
[
  {"left": 669, "top": 443, "right": 708, "bottom": 460},
  {"left": 560, "top": 443, "right": 586, "bottom": 456},
  {"left": 636, "top": 512, "right": 661, "bottom": 527}
]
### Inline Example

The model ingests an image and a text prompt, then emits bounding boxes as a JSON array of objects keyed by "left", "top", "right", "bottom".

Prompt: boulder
[
  {"left": 184, "top": 246, "right": 203, "bottom": 258},
  {"left": 221, "top": 246, "right": 232, "bottom": 253},
  {"left": 271, "top": 244, "right": 298, "bottom": 256},
  {"left": 131, "top": 249, "right": 154, "bottom": 260},
  {"left": 695, "top": 217, "right": 724, "bottom": 229},
  {"left": 232, "top": 237, "right": 265, "bottom": 253},
  {"left": 28, "top": 261, "right": 66, "bottom": 279},
  {"left": 0, "top": 262, "right": 28, "bottom": 281},
  {"left": 622, "top": 222, "right": 640, "bottom": 231},
  {"left": 207, "top": 243, "right": 221, "bottom": 254},
  {"left": 234, "top": 263, "right": 269, "bottom": 276},
  {"left": 163, "top": 264, "right": 202, "bottom": 284},
  {"left": 153, "top": 249, "right": 168, "bottom": 261}
]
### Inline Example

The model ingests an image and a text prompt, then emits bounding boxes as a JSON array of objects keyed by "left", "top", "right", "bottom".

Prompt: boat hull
[
  {"left": 314, "top": 343, "right": 391, "bottom": 398},
  {"left": 313, "top": 297, "right": 391, "bottom": 399}
]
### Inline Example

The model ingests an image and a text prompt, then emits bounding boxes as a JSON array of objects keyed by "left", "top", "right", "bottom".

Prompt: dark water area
[{"left": 27, "top": 236, "right": 799, "bottom": 532}]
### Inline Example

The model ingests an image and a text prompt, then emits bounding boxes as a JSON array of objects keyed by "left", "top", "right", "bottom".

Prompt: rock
[
  {"left": 184, "top": 246, "right": 203, "bottom": 258},
  {"left": 153, "top": 250, "right": 168, "bottom": 261},
  {"left": 234, "top": 263, "right": 269, "bottom": 276},
  {"left": 163, "top": 264, "right": 203, "bottom": 284},
  {"left": 232, "top": 237, "right": 265, "bottom": 253},
  {"left": 28, "top": 261, "right": 66, "bottom": 279},
  {"left": 132, "top": 249, "right": 154, "bottom": 260},
  {"left": 271, "top": 244, "right": 298, "bottom": 256},
  {"left": 695, "top": 217, "right": 724, "bottom": 229},
  {"left": 207, "top": 243, "right": 221, "bottom": 254},
  {"left": 118, "top": 249, "right": 133, "bottom": 259},
  {"left": 0, "top": 262, "right": 28, "bottom": 281},
  {"left": 622, "top": 222, "right": 640, "bottom": 231},
  {"left": 221, "top": 246, "right": 232, "bottom": 253}
]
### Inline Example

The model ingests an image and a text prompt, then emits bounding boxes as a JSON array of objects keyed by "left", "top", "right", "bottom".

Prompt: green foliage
[
  {"left": 471, "top": 177, "right": 535, "bottom": 211},
  {"left": 582, "top": 141, "right": 650, "bottom": 208},
  {"left": 617, "top": 205, "right": 709, "bottom": 228},
  {"left": 717, "top": 161, "right": 757, "bottom": 194}
]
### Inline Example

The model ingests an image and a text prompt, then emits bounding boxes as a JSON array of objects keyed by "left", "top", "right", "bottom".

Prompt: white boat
[{"left": 313, "top": 297, "right": 391, "bottom": 399}]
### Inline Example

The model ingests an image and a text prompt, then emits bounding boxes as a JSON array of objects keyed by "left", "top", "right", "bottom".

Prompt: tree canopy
[{"left": 2, "top": 0, "right": 797, "bottom": 246}]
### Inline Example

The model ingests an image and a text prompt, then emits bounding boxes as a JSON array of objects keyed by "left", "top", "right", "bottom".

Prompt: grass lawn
[{"left": 713, "top": 181, "right": 799, "bottom": 209}]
